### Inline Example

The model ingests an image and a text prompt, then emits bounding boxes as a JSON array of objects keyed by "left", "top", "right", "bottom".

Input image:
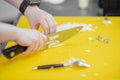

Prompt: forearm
[
  {"left": 5, "top": 0, "right": 23, "bottom": 9},
  {"left": 0, "top": 23, "right": 18, "bottom": 43},
  {"left": 5, "top": 0, "right": 35, "bottom": 16}
]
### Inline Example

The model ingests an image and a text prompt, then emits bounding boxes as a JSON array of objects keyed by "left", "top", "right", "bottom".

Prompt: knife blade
[{"left": 2, "top": 26, "right": 82, "bottom": 59}]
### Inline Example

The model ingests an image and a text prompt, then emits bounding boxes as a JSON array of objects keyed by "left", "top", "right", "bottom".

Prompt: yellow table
[{"left": 0, "top": 16, "right": 120, "bottom": 80}]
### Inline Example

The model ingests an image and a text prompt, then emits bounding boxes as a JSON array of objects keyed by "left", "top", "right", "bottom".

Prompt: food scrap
[
  {"left": 57, "top": 22, "right": 95, "bottom": 32},
  {"left": 49, "top": 34, "right": 59, "bottom": 40},
  {"left": 85, "top": 50, "right": 91, "bottom": 53},
  {"left": 97, "top": 35, "right": 110, "bottom": 44},
  {"left": 47, "top": 34, "right": 63, "bottom": 48},
  {"left": 88, "top": 37, "right": 94, "bottom": 41},
  {"left": 80, "top": 73, "right": 87, "bottom": 77},
  {"left": 47, "top": 40, "right": 64, "bottom": 48},
  {"left": 103, "top": 15, "right": 112, "bottom": 24},
  {"left": 103, "top": 38, "right": 109, "bottom": 44},
  {"left": 97, "top": 35, "right": 103, "bottom": 41}
]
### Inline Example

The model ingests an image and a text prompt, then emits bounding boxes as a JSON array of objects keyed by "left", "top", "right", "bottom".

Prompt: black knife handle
[
  {"left": 35, "top": 64, "right": 64, "bottom": 69},
  {"left": 2, "top": 45, "right": 27, "bottom": 59}
]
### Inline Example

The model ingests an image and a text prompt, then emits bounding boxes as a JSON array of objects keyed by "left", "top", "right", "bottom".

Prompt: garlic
[
  {"left": 103, "top": 39, "right": 109, "bottom": 44},
  {"left": 49, "top": 34, "right": 59, "bottom": 40}
]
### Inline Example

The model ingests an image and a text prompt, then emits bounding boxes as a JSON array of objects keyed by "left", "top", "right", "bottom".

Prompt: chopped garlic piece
[
  {"left": 49, "top": 34, "right": 59, "bottom": 40},
  {"left": 81, "top": 74, "right": 87, "bottom": 77},
  {"left": 103, "top": 39, "right": 109, "bottom": 44},
  {"left": 85, "top": 50, "right": 91, "bottom": 53},
  {"left": 103, "top": 20, "right": 112, "bottom": 24},
  {"left": 65, "top": 67, "right": 71, "bottom": 71},
  {"left": 48, "top": 40, "right": 63, "bottom": 48},
  {"left": 88, "top": 24, "right": 92, "bottom": 27},
  {"left": 52, "top": 43, "right": 64, "bottom": 47},
  {"left": 97, "top": 35, "right": 103, "bottom": 41},
  {"left": 46, "top": 40, "right": 55, "bottom": 45},
  {"left": 57, "top": 22, "right": 95, "bottom": 32},
  {"left": 88, "top": 37, "right": 93, "bottom": 41},
  {"left": 80, "top": 24, "right": 93, "bottom": 32}
]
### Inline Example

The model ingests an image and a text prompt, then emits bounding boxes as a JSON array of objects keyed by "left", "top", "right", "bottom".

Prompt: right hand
[{"left": 15, "top": 28, "right": 46, "bottom": 54}]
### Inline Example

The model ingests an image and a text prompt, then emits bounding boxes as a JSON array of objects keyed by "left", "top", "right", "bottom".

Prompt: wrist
[
  {"left": 19, "top": 0, "right": 40, "bottom": 15},
  {"left": 24, "top": 6, "right": 38, "bottom": 17}
]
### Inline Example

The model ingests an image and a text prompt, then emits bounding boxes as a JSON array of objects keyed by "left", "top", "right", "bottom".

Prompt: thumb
[
  {"left": 41, "top": 33, "right": 47, "bottom": 42},
  {"left": 31, "top": 23, "right": 39, "bottom": 30}
]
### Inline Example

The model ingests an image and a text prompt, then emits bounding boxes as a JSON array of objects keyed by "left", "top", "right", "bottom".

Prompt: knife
[
  {"left": 2, "top": 26, "right": 82, "bottom": 59},
  {"left": 33, "top": 57, "right": 91, "bottom": 70}
]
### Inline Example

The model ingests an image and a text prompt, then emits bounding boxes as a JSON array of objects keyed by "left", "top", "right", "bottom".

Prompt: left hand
[{"left": 25, "top": 6, "right": 57, "bottom": 35}]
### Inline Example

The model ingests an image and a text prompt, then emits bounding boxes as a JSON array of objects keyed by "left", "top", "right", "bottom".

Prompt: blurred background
[{"left": 0, "top": 0, "right": 120, "bottom": 24}]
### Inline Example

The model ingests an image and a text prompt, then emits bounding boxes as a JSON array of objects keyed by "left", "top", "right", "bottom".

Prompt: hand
[
  {"left": 25, "top": 6, "right": 57, "bottom": 35},
  {"left": 15, "top": 28, "right": 46, "bottom": 54}
]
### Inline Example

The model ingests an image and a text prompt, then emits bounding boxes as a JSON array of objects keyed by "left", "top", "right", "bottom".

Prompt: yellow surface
[{"left": 0, "top": 16, "right": 120, "bottom": 80}]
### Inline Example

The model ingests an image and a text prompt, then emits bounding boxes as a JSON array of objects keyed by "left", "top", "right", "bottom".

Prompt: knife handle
[
  {"left": 2, "top": 45, "right": 27, "bottom": 59},
  {"left": 34, "top": 64, "right": 64, "bottom": 69}
]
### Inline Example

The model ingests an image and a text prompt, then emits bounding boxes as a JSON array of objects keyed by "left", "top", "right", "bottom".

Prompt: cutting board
[{"left": 0, "top": 16, "right": 120, "bottom": 80}]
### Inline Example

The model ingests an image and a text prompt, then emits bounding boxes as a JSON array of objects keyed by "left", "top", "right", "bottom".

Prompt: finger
[
  {"left": 32, "top": 33, "right": 46, "bottom": 51},
  {"left": 46, "top": 17, "right": 55, "bottom": 34},
  {"left": 40, "top": 33, "right": 47, "bottom": 47},
  {"left": 38, "top": 38, "right": 44, "bottom": 50},
  {"left": 31, "top": 23, "right": 39, "bottom": 30},
  {"left": 35, "top": 23, "right": 40, "bottom": 30},
  {"left": 23, "top": 45, "right": 34, "bottom": 54},
  {"left": 32, "top": 34, "right": 42, "bottom": 51},
  {"left": 37, "top": 34, "right": 46, "bottom": 50},
  {"left": 50, "top": 16, "right": 57, "bottom": 33},
  {"left": 40, "top": 20, "right": 50, "bottom": 35},
  {"left": 41, "top": 33, "right": 47, "bottom": 42},
  {"left": 30, "top": 39, "right": 39, "bottom": 52},
  {"left": 46, "top": 15, "right": 57, "bottom": 33}
]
